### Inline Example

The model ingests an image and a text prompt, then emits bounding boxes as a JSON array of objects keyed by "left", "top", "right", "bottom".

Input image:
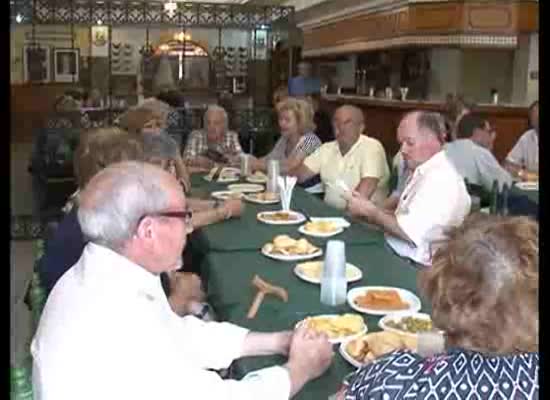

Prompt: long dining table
[{"left": 188, "top": 173, "right": 426, "bottom": 399}]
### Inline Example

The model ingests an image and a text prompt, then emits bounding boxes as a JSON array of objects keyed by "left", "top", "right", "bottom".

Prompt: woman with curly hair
[{"left": 341, "top": 214, "right": 539, "bottom": 399}]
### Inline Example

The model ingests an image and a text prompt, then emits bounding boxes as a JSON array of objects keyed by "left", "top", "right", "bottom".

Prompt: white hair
[
  {"left": 203, "top": 104, "right": 228, "bottom": 129},
  {"left": 78, "top": 161, "right": 171, "bottom": 250}
]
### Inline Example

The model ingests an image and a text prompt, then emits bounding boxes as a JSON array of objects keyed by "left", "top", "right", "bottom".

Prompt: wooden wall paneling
[
  {"left": 486, "top": 115, "right": 529, "bottom": 163},
  {"left": 465, "top": 3, "right": 515, "bottom": 34},
  {"left": 410, "top": 3, "right": 463, "bottom": 33},
  {"left": 516, "top": 2, "right": 539, "bottom": 33}
]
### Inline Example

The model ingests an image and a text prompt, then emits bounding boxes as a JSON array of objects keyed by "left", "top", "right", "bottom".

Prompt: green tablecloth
[
  {"left": 202, "top": 244, "right": 426, "bottom": 400},
  {"left": 511, "top": 186, "right": 539, "bottom": 204},
  {"left": 190, "top": 174, "right": 385, "bottom": 252}
]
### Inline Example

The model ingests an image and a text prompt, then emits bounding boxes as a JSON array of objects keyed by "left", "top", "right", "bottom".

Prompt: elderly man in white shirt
[
  {"left": 346, "top": 111, "right": 471, "bottom": 266},
  {"left": 31, "top": 161, "right": 333, "bottom": 400},
  {"left": 504, "top": 100, "right": 539, "bottom": 181},
  {"left": 445, "top": 113, "right": 513, "bottom": 191}
]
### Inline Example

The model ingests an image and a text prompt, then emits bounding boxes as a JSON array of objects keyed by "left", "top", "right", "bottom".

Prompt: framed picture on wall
[
  {"left": 23, "top": 44, "right": 51, "bottom": 83},
  {"left": 54, "top": 48, "right": 80, "bottom": 83}
]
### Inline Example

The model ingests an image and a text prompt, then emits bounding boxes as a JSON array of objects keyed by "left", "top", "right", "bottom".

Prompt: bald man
[
  {"left": 32, "top": 161, "right": 333, "bottom": 400},
  {"left": 293, "top": 105, "right": 390, "bottom": 209},
  {"left": 346, "top": 111, "right": 471, "bottom": 266}
]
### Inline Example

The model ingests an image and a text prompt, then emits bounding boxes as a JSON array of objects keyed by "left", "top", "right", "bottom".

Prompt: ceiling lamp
[{"left": 164, "top": 1, "right": 177, "bottom": 18}]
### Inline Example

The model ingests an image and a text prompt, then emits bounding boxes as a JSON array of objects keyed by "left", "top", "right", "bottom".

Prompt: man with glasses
[
  {"left": 445, "top": 113, "right": 512, "bottom": 191},
  {"left": 32, "top": 161, "right": 333, "bottom": 400},
  {"left": 293, "top": 105, "right": 390, "bottom": 209},
  {"left": 346, "top": 111, "right": 470, "bottom": 267}
]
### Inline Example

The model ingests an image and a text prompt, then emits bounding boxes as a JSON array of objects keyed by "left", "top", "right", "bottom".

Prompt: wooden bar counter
[{"left": 320, "top": 94, "right": 530, "bottom": 163}]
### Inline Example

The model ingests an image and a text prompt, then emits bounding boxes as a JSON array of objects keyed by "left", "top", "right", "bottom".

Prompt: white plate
[
  {"left": 379, "top": 312, "right": 437, "bottom": 338},
  {"left": 227, "top": 183, "right": 265, "bottom": 193},
  {"left": 339, "top": 340, "right": 366, "bottom": 369},
  {"left": 261, "top": 246, "right": 322, "bottom": 262},
  {"left": 347, "top": 286, "right": 422, "bottom": 316},
  {"left": 203, "top": 167, "right": 240, "bottom": 183},
  {"left": 294, "top": 261, "right": 363, "bottom": 284},
  {"left": 243, "top": 193, "right": 280, "bottom": 205},
  {"left": 515, "top": 181, "right": 538, "bottom": 191},
  {"left": 257, "top": 211, "right": 306, "bottom": 225},
  {"left": 211, "top": 191, "right": 244, "bottom": 201},
  {"left": 298, "top": 224, "right": 344, "bottom": 238},
  {"left": 296, "top": 314, "right": 367, "bottom": 344},
  {"left": 310, "top": 217, "right": 351, "bottom": 229},
  {"left": 246, "top": 174, "right": 268, "bottom": 184}
]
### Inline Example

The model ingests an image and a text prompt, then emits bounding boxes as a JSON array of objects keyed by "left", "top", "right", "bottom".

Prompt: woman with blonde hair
[
  {"left": 340, "top": 214, "right": 539, "bottom": 399},
  {"left": 250, "top": 97, "right": 321, "bottom": 174},
  {"left": 119, "top": 107, "right": 166, "bottom": 136}
]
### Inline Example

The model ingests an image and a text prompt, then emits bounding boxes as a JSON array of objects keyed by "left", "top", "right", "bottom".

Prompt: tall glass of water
[
  {"left": 320, "top": 240, "right": 347, "bottom": 306},
  {"left": 267, "top": 160, "right": 280, "bottom": 193},
  {"left": 240, "top": 154, "right": 250, "bottom": 177}
]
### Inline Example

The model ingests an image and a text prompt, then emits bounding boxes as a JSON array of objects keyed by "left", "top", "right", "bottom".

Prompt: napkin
[{"left": 278, "top": 176, "right": 297, "bottom": 211}]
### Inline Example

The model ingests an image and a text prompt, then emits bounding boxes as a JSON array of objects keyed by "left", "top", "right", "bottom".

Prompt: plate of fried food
[
  {"left": 211, "top": 190, "right": 244, "bottom": 201},
  {"left": 246, "top": 171, "right": 269, "bottom": 184},
  {"left": 257, "top": 210, "right": 306, "bottom": 225},
  {"left": 204, "top": 167, "right": 240, "bottom": 183},
  {"left": 298, "top": 220, "right": 344, "bottom": 238},
  {"left": 227, "top": 183, "right": 265, "bottom": 194},
  {"left": 243, "top": 191, "right": 280, "bottom": 205},
  {"left": 379, "top": 312, "right": 440, "bottom": 338},
  {"left": 294, "top": 261, "right": 362, "bottom": 284},
  {"left": 339, "top": 331, "right": 417, "bottom": 368},
  {"left": 347, "top": 286, "right": 421, "bottom": 316},
  {"left": 262, "top": 235, "right": 322, "bottom": 261},
  {"left": 297, "top": 314, "right": 367, "bottom": 344}
]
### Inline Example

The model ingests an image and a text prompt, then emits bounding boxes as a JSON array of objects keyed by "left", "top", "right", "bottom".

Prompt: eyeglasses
[{"left": 137, "top": 210, "right": 193, "bottom": 228}]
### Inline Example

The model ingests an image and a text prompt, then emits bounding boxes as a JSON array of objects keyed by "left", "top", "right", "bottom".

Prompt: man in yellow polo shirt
[{"left": 293, "top": 105, "right": 390, "bottom": 209}]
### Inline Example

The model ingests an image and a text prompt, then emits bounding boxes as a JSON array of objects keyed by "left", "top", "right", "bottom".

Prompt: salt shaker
[
  {"left": 267, "top": 160, "right": 280, "bottom": 193},
  {"left": 320, "top": 240, "right": 347, "bottom": 306}
]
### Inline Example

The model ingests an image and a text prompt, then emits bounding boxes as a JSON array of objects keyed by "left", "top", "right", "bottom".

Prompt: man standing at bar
[
  {"left": 292, "top": 105, "right": 390, "bottom": 209},
  {"left": 346, "top": 111, "right": 471, "bottom": 266},
  {"left": 31, "top": 161, "right": 333, "bottom": 400}
]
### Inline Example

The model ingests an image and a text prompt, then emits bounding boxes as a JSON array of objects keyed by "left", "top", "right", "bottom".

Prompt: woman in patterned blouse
[
  {"left": 250, "top": 97, "right": 321, "bottom": 175},
  {"left": 342, "top": 214, "right": 539, "bottom": 400}
]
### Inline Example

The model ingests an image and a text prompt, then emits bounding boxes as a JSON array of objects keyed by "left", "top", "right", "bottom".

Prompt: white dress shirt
[
  {"left": 445, "top": 139, "right": 513, "bottom": 191},
  {"left": 506, "top": 129, "right": 539, "bottom": 172},
  {"left": 31, "top": 243, "right": 290, "bottom": 400},
  {"left": 386, "top": 151, "right": 471, "bottom": 266}
]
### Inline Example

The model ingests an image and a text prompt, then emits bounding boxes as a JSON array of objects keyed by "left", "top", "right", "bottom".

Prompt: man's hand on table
[
  {"left": 345, "top": 191, "right": 378, "bottom": 219},
  {"left": 222, "top": 199, "right": 244, "bottom": 219},
  {"left": 284, "top": 325, "right": 334, "bottom": 396},
  {"left": 167, "top": 272, "right": 205, "bottom": 317}
]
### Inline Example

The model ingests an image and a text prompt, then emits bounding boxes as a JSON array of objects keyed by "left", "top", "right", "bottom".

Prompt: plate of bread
[
  {"left": 204, "top": 167, "right": 240, "bottom": 183},
  {"left": 294, "top": 261, "right": 362, "bottom": 284},
  {"left": 298, "top": 220, "right": 344, "bottom": 238},
  {"left": 246, "top": 171, "right": 269, "bottom": 184},
  {"left": 296, "top": 314, "right": 367, "bottom": 344},
  {"left": 244, "top": 191, "right": 280, "bottom": 204},
  {"left": 339, "top": 331, "right": 417, "bottom": 368},
  {"left": 347, "top": 286, "right": 421, "bottom": 316},
  {"left": 262, "top": 235, "right": 322, "bottom": 261},
  {"left": 257, "top": 211, "right": 305, "bottom": 225}
]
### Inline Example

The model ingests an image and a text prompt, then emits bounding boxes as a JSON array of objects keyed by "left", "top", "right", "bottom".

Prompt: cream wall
[
  {"left": 427, "top": 48, "right": 462, "bottom": 101},
  {"left": 526, "top": 33, "right": 538, "bottom": 105}
]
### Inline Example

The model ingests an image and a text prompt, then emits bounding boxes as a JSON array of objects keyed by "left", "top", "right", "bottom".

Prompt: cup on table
[
  {"left": 320, "top": 240, "right": 347, "bottom": 306},
  {"left": 240, "top": 154, "right": 250, "bottom": 177},
  {"left": 267, "top": 160, "right": 280, "bottom": 193}
]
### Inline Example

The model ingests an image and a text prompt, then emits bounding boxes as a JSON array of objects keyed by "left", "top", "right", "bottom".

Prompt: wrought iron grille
[{"left": 10, "top": 0, "right": 294, "bottom": 28}]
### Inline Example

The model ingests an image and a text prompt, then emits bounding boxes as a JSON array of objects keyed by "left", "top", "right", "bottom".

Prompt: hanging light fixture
[{"left": 164, "top": 1, "right": 177, "bottom": 18}]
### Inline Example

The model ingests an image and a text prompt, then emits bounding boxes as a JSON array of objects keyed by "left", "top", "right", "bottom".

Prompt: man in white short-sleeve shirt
[
  {"left": 31, "top": 161, "right": 333, "bottom": 400},
  {"left": 293, "top": 105, "right": 390, "bottom": 209},
  {"left": 505, "top": 100, "right": 539, "bottom": 180},
  {"left": 346, "top": 111, "right": 471, "bottom": 266}
]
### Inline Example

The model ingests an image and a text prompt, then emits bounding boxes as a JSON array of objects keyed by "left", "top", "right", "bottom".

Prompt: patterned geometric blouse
[
  {"left": 266, "top": 131, "right": 321, "bottom": 162},
  {"left": 344, "top": 349, "right": 539, "bottom": 400}
]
